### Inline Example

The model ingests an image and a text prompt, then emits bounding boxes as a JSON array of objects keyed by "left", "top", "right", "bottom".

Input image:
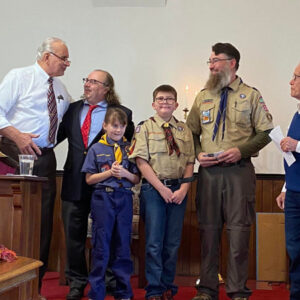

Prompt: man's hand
[
  {"left": 217, "top": 147, "right": 241, "bottom": 163},
  {"left": 276, "top": 192, "right": 285, "bottom": 210},
  {"left": 197, "top": 152, "right": 219, "bottom": 167},
  {"left": 280, "top": 137, "right": 298, "bottom": 152},
  {"left": 15, "top": 132, "right": 41, "bottom": 157}
]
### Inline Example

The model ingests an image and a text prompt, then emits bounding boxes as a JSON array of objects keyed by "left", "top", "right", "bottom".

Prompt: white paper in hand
[{"left": 269, "top": 125, "right": 296, "bottom": 166}]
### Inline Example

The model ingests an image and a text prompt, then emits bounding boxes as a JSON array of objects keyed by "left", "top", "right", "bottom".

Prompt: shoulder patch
[{"left": 258, "top": 97, "right": 270, "bottom": 112}]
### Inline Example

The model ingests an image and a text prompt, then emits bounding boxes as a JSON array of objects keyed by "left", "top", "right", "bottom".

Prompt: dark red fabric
[
  {"left": 41, "top": 272, "right": 289, "bottom": 300},
  {"left": 81, "top": 105, "right": 98, "bottom": 148}
]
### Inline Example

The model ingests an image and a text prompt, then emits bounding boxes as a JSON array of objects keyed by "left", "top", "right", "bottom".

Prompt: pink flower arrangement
[{"left": 0, "top": 244, "right": 17, "bottom": 262}]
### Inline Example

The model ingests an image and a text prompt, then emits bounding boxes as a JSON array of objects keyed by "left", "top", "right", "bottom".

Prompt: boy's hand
[
  {"left": 159, "top": 186, "right": 174, "bottom": 203},
  {"left": 111, "top": 161, "right": 121, "bottom": 178},
  {"left": 172, "top": 189, "right": 186, "bottom": 204}
]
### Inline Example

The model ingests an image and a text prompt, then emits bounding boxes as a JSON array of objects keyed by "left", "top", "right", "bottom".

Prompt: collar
[
  {"left": 153, "top": 113, "right": 178, "bottom": 129},
  {"left": 228, "top": 76, "right": 242, "bottom": 92},
  {"left": 297, "top": 103, "right": 300, "bottom": 114},
  {"left": 35, "top": 62, "right": 50, "bottom": 83},
  {"left": 83, "top": 99, "right": 107, "bottom": 108},
  {"left": 99, "top": 133, "right": 127, "bottom": 146}
]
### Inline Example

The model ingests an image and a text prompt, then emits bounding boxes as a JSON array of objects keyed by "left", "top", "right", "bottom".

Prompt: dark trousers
[
  {"left": 0, "top": 138, "right": 56, "bottom": 288},
  {"left": 285, "top": 190, "right": 300, "bottom": 300},
  {"left": 62, "top": 200, "right": 90, "bottom": 290},
  {"left": 88, "top": 188, "right": 133, "bottom": 300},
  {"left": 196, "top": 161, "right": 255, "bottom": 299}
]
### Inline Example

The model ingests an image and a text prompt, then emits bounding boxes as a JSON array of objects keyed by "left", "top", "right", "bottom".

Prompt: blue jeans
[
  {"left": 140, "top": 183, "right": 187, "bottom": 298},
  {"left": 285, "top": 190, "right": 300, "bottom": 300}
]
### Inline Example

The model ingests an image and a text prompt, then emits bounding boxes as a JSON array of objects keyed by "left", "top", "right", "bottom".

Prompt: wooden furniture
[
  {"left": 0, "top": 256, "right": 43, "bottom": 300},
  {"left": 0, "top": 175, "right": 46, "bottom": 299}
]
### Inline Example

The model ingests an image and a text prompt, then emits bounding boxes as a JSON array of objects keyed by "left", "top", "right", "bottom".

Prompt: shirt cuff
[
  {"left": 281, "top": 182, "right": 286, "bottom": 193},
  {"left": 296, "top": 141, "right": 300, "bottom": 153}
]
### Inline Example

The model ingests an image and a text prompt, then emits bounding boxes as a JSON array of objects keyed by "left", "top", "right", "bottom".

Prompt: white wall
[{"left": 1, "top": 0, "right": 300, "bottom": 173}]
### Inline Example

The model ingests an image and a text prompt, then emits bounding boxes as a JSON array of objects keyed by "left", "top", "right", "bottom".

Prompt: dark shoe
[
  {"left": 162, "top": 290, "right": 173, "bottom": 300},
  {"left": 147, "top": 296, "right": 163, "bottom": 300},
  {"left": 66, "top": 287, "right": 84, "bottom": 300},
  {"left": 191, "top": 292, "right": 212, "bottom": 300}
]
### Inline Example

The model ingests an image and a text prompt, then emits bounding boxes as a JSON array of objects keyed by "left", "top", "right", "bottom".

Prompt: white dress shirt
[{"left": 0, "top": 62, "right": 71, "bottom": 147}]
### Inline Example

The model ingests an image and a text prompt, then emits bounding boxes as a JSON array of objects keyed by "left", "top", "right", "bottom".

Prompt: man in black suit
[{"left": 57, "top": 69, "right": 134, "bottom": 300}]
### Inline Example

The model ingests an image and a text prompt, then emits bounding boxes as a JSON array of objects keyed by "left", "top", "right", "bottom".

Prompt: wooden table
[{"left": 0, "top": 256, "right": 43, "bottom": 300}]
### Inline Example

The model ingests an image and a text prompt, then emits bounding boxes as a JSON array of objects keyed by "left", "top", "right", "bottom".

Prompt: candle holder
[{"left": 183, "top": 107, "right": 189, "bottom": 120}]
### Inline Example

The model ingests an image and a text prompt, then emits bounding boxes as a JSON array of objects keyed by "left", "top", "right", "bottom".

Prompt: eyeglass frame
[
  {"left": 49, "top": 51, "right": 71, "bottom": 64},
  {"left": 82, "top": 78, "right": 108, "bottom": 87},
  {"left": 292, "top": 74, "right": 300, "bottom": 81},
  {"left": 154, "top": 96, "right": 176, "bottom": 104},
  {"left": 207, "top": 58, "right": 232, "bottom": 65}
]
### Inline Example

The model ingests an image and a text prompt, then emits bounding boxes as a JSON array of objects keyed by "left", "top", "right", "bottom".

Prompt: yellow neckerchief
[{"left": 99, "top": 134, "right": 127, "bottom": 163}]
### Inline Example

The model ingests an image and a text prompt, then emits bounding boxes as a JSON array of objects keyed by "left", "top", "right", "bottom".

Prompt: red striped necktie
[
  {"left": 81, "top": 105, "right": 98, "bottom": 148},
  {"left": 47, "top": 78, "right": 58, "bottom": 144}
]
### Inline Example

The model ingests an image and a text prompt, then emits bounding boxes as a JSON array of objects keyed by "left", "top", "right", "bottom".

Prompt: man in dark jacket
[{"left": 57, "top": 69, "right": 134, "bottom": 300}]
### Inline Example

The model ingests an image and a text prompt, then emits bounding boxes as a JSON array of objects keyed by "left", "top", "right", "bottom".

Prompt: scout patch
[
  {"left": 202, "top": 110, "right": 212, "bottom": 124},
  {"left": 240, "top": 94, "right": 246, "bottom": 99},
  {"left": 135, "top": 125, "right": 141, "bottom": 133},
  {"left": 177, "top": 126, "right": 184, "bottom": 132},
  {"left": 258, "top": 97, "right": 269, "bottom": 112},
  {"left": 100, "top": 164, "right": 110, "bottom": 172},
  {"left": 202, "top": 99, "right": 213, "bottom": 104},
  {"left": 266, "top": 112, "right": 273, "bottom": 122}
]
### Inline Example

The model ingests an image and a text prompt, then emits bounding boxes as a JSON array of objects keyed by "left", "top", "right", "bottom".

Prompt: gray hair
[{"left": 36, "top": 37, "right": 66, "bottom": 60}]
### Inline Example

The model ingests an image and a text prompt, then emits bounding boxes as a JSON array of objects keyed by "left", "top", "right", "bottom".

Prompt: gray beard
[{"left": 204, "top": 69, "right": 231, "bottom": 94}]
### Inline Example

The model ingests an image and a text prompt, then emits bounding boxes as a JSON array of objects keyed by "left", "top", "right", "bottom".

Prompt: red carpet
[{"left": 41, "top": 272, "right": 289, "bottom": 300}]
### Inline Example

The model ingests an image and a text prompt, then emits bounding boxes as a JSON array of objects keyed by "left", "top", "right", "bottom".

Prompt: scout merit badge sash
[{"left": 99, "top": 134, "right": 127, "bottom": 163}]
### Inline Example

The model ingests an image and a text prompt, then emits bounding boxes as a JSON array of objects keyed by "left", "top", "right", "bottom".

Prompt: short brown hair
[
  {"left": 152, "top": 84, "right": 177, "bottom": 102},
  {"left": 212, "top": 42, "right": 240, "bottom": 71},
  {"left": 104, "top": 107, "right": 127, "bottom": 126}
]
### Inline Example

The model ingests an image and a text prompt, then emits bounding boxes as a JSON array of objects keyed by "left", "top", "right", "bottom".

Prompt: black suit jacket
[{"left": 56, "top": 100, "right": 134, "bottom": 202}]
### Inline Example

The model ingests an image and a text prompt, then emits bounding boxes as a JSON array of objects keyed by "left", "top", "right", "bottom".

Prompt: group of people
[{"left": 0, "top": 37, "right": 299, "bottom": 300}]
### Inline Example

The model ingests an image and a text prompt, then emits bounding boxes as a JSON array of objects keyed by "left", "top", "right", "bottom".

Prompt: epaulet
[
  {"left": 243, "top": 82, "right": 259, "bottom": 92},
  {"left": 200, "top": 88, "right": 206, "bottom": 92},
  {"left": 137, "top": 120, "right": 145, "bottom": 126},
  {"left": 150, "top": 117, "right": 156, "bottom": 122}
]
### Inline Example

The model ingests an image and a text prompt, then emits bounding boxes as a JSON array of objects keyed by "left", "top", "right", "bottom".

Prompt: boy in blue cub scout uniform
[
  {"left": 129, "top": 85, "right": 195, "bottom": 300},
  {"left": 81, "top": 107, "right": 140, "bottom": 300}
]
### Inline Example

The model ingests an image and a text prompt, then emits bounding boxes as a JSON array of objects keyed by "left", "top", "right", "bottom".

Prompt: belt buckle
[
  {"left": 163, "top": 179, "right": 172, "bottom": 187},
  {"left": 105, "top": 187, "right": 114, "bottom": 193}
]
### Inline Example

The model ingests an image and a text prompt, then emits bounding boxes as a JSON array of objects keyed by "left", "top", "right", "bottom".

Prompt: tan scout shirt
[
  {"left": 129, "top": 114, "right": 195, "bottom": 179},
  {"left": 186, "top": 76, "right": 273, "bottom": 155}
]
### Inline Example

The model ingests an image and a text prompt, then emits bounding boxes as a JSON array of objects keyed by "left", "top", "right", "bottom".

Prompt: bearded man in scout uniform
[{"left": 186, "top": 42, "right": 273, "bottom": 300}]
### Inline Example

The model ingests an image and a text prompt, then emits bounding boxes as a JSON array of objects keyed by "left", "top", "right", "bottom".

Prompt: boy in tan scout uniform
[
  {"left": 186, "top": 43, "right": 274, "bottom": 300},
  {"left": 129, "top": 84, "right": 195, "bottom": 300}
]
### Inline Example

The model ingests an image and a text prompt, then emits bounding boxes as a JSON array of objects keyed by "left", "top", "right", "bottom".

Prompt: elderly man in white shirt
[{"left": 0, "top": 37, "right": 71, "bottom": 300}]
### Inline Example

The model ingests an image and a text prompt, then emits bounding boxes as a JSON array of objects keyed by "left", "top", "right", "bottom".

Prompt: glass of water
[{"left": 18, "top": 154, "right": 34, "bottom": 176}]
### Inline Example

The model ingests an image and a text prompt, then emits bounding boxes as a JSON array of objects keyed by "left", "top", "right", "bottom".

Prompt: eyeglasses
[
  {"left": 82, "top": 78, "right": 108, "bottom": 86},
  {"left": 207, "top": 58, "right": 232, "bottom": 65},
  {"left": 49, "top": 52, "right": 71, "bottom": 64},
  {"left": 155, "top": 97, "right": 176, "bottom": 104},
  {"left": 292, "top": 74, "right": 300, "bottom": 81}
]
